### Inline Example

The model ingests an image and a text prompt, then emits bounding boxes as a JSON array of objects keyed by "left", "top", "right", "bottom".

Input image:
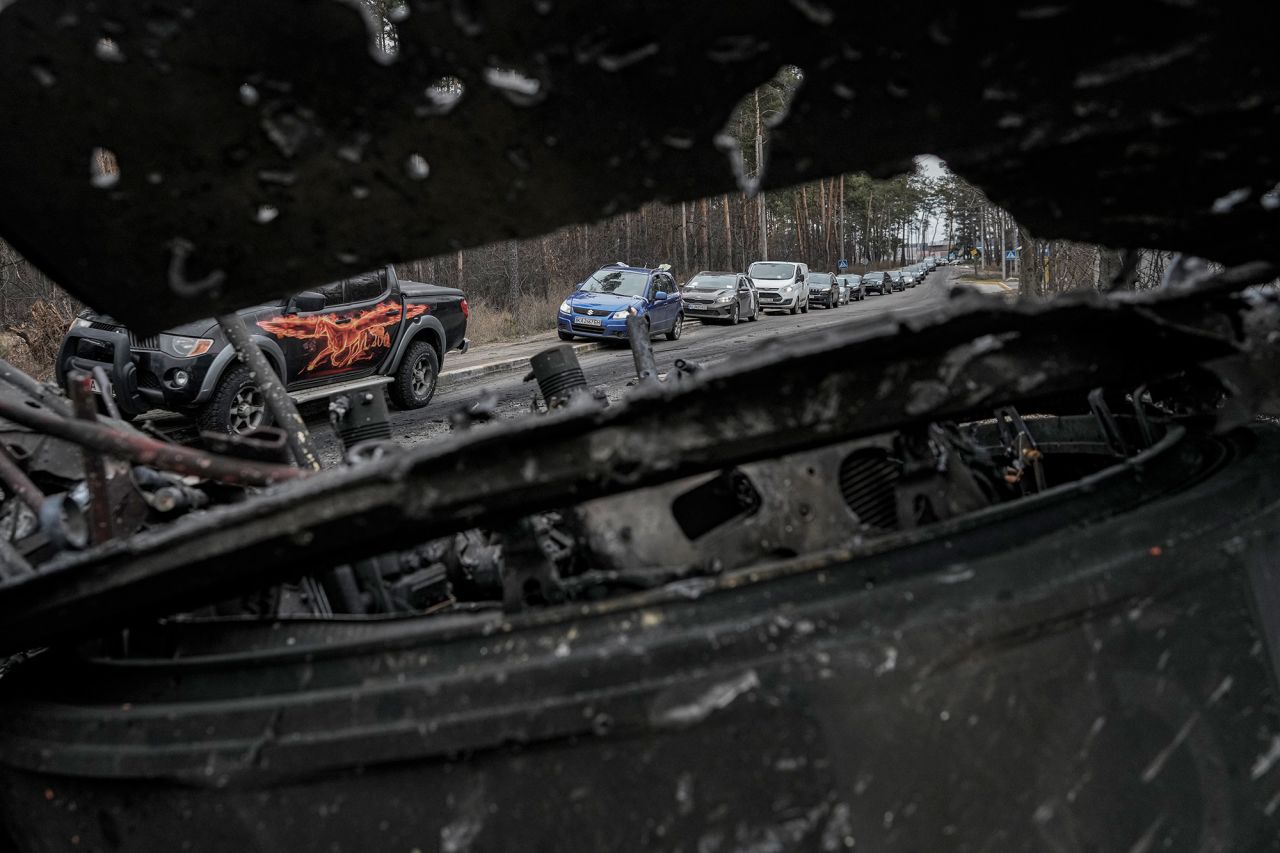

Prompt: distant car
[
  {"left": 837, "top": 273, "right": 865, "bottom": 302},
  {"left": 558, "top": 263, "right": 684, "bottom": 342},
  {"left": 902, "top": 271, "right": 918, "bottom": 288},
  {"left": 887, "top": 271, "right": 905, "bottom": 292},
  {"left": 747, "top": 260, "right": 810, "bottom": 314},
  {"left": 926, "top": 258, "right": 939, "bottom": 269},
  {"left": 863, "top": 271, "right": 890, "bottom": 295},
  {"left": 681, "top": 271, "right": 760, "bottom": 324},
  {"left": 807, "top": 272, "right": 841, "bottom": 309}
]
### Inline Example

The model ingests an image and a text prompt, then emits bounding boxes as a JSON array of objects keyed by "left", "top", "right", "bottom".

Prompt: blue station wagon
[{"left": 557, "top": 263, "right": 685, "bottom": 342}]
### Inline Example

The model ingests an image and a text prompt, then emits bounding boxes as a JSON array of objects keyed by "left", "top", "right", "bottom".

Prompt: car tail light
[{"left": 460, "top": 298, "right": 470, "bottom": 318}]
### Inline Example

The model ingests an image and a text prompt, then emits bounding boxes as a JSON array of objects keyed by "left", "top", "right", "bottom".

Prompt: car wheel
[
  {"left": 789, "top": 302, "right": 800, "bottom": 315},
  {"left": 196, "top": 363, "right": 272, "bottom": 436},
  {"left": 666, "top": 312, "right": 683, "bottom": 341},
  {"left": 558, "top": 330, "right": 575, "bottom": 342},
  {"left": 389, "top": 340, "right": 440, "bottom": 410},
  {"left": 729, "top": 304, "right": 739, "bottom": 325}
]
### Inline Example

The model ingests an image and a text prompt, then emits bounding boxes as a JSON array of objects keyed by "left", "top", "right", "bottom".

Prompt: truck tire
[
  {"left": 389, "top": 340, "right": 440, "bottom": 410},
  {"left": 196, "top": 363, "right": 272, "bottom": 436}
]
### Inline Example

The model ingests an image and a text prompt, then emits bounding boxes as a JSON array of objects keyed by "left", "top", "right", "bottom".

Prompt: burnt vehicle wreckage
[{"left": 2, "top": 0, "right": 1280, "bottom": 850}]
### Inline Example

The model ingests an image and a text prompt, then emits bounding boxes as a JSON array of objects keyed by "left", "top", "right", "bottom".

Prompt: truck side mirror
[{"left": 286, "top": 291, "right": 325, "bottom": 314}]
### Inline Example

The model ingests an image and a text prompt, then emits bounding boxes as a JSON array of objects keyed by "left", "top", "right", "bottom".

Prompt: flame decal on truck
[{"left": 258, "top": 301, "right": 427, "bottom": 373}]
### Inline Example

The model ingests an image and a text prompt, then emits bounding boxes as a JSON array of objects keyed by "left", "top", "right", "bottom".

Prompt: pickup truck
[{"left": 56, "top": 265, "right": 469, "bottom": 434}]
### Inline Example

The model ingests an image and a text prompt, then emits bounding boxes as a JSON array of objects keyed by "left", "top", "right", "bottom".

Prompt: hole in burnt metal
[
  {"left": 90, "top": 148, "right": 120, "bottom": 189},
  {"left": 255, "top": 204, "right": 279, "bottom": 224},
  {"left": 94, "top": 37, "right": 125, "bottom": 63},
  {"left": 713, "top": 66, "right": 801, "bottom": 194},
  {"left": 483, "top": 66, "right": 546, "bottom": 107},
  {"left": 405, "top": 153, "right": 430, "bottom": 181},
  {"left": 238, "top": 83, "right": 260, "bottom": 106},
  {"left": 418, "top": 76, "right": 465, "bottom": 117}
]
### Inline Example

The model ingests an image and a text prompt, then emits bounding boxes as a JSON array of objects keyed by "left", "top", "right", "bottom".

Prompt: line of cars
[{"left": 556, "top": 258, "right": 949, "bottom": 342}]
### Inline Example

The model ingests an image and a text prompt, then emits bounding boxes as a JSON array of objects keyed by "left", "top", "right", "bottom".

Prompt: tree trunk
[
  {"left": 698, "top": 198, "right": 711, "bottom": 271},
  {"left": 680, "top": 202, "right": 689, "bottom": 273},
  {"left": 727, "top": 194, "right": 737, "bottom": 268}
]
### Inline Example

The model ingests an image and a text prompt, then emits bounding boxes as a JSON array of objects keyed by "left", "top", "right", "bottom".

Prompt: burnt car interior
[{"left": 1, "top": 1, "right": 1280, "bottom": 850}]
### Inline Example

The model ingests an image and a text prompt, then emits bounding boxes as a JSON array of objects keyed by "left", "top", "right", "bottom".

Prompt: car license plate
[{"left": 576, "top": 317, "right": 603, "bottom": 328}]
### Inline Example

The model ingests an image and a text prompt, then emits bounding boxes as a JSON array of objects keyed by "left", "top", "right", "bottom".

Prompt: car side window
[
  {"left": 316, "top": 281, "right": 345, "bottom": 308},
  {"left": 344, "top": 271, "right": 387, "bottom": 304}
]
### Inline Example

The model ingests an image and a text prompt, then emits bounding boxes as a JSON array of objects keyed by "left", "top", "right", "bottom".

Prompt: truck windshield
[
  {"left": 748, "top": 262, "right": 795, "bottom": 280},
  {"left": 580, "top": 269, "right": 649, "bottom": 297}
]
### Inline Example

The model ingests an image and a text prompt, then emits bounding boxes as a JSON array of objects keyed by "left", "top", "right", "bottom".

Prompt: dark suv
[
  {"left": 806, "top": 272, "right": 841, "bottom": 308},
  {"left": 57, "top": 265, "right": 470, "bottom": 433},
  {"left": 862, "top": 271, "right": 890, "bottom": 295}
]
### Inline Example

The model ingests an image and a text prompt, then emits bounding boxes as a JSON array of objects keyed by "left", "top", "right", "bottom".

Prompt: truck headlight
[
  {"left": 782, "top": 285, "right": 794, "bottom": 294},
  {"left": 163, "top": 335, "right": 214, "bottom": 358},
  {"left": 558, "top": 301, "right": 571, "bottom": 314}
]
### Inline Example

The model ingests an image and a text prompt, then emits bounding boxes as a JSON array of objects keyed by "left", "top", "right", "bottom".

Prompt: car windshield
[
  {"left": 839, "top": 276, "right": 861, "bottom": 284},
  {"left": 866, "top": 272, "right": 884, "bottom": 280},
  {"left": 748, "top": 262, "right": 795, "bottom": 280},
  {"left": 579, "top": 268, "right": 649, "bottom": 297},
  {"left": 809, "top": 274, "right": 833, "bottom": 285},
  {"left": 686, "top": 275, "right": 736, "bottom": 290}
]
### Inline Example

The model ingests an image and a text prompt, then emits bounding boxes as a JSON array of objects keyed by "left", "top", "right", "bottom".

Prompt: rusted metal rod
[
  {"left": 0, "top": 443, "right": 44, "bottom": 513},
  {"left": 65, "top": 372, "right": 114, "bottom": 544},
  {"left": 0, "top": 391, "right": 306, "bottom": 487},
  {"left": 215, "top": 314, "right": 322, "bottom": 471},
  {"left": 0, "top": 356, "right": 72, "bottom": 417}
]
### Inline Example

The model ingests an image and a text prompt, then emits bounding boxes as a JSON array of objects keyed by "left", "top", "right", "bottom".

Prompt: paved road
[{"left": 312, "top": 266, "right": 978, "bottom": 461}]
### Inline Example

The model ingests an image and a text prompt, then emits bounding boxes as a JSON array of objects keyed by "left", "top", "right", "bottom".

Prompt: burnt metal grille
[{"left": 839, "top": 448, "right": 901, "bottom": 531}]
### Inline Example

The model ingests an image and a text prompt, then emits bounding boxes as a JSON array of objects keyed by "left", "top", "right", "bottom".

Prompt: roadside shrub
[
  {"left": 5, "top": 297, "right": 77, "bottom": 381},
  {"left": 465, "top": 292, "right": 561, "bottom": 345}
]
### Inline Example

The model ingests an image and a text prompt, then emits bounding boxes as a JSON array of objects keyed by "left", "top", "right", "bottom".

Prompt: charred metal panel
[
  {"left": 0, "top": 1, "right": 1276, "bottom": 329},
  {"left": 1, "top": 425, "right": 1278, "bottom": 851}
]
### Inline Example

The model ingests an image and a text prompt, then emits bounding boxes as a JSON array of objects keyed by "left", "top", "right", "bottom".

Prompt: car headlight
[
  {"left": 558, "top": 301, "right": 571, "bottom": 314},
  {"left": 782, "top": 285, "right": 794, "bottom": 293},
  {"left": 163, "top": 335, "right": 214, "bottom": 358},
  {"left": 715, "top": 295, "right": 733, "bottom": 303},
  {"left": 71, "top": 317, "right": 93, "bottom": 330},
  {"left": 610, "top": 307, "right": 637, "bottom": 319}
]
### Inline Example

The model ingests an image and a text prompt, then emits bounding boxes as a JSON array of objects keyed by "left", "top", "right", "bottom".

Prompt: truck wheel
[
  {"left": 389, "top": 341, "right": 440, "bottom": 410},
  {"left": 197, "top": 364, "right": 271, "bottom": 436}
]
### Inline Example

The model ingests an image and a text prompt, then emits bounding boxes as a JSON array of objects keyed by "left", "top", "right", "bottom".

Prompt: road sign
[
  {"left": 1005, "top": 250, "right": 1016, "bottom": 260},
  {"left": 837, "top": 259, "right": 849, "bottom": 270}
]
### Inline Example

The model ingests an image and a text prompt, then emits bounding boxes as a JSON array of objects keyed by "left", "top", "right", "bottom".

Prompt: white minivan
[{"left": 747, "top": 260, "right": 810, "bottom": 314}]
